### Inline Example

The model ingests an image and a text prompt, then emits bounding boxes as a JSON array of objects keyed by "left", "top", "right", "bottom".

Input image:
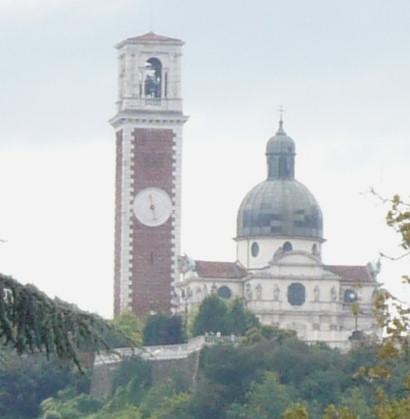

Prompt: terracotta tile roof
[
  {"left": 325, "top": 265, "right": 374, "bottom": 283},
  {"left": 127, "top": 31, "right": 181, "bottom": 43},
  {"left": 194, "top": 260, "right": 247, "bottom": 279}
]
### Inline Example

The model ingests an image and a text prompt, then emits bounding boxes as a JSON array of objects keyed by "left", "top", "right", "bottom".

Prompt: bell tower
[{"left": 111, "top": 32, "right": 187, "bottom": 318}]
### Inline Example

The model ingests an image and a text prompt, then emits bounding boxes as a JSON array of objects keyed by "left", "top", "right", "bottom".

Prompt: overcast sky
[{"left": 0, "top": 0, "right": 409, "bottom": 318}]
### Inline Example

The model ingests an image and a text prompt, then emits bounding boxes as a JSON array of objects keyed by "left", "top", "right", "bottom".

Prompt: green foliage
[
  {"left": 0, "top": 274, "right": 131, "bottom": 369},
  {"left": 361, "top": 193, "right": 410, "bottom": 416},
  {"left": 283, "top": 403, "right": 309, "bottom": 418},
  {"left": 373, "top": 386, "right": 410, "bottom": 418},
  {"left": 44, "top": 411, "right": 63, "bottom": 419},
  {"left": 112, "top": 356, "right": 152, "bottom": 396},
  {"left": 323, "top": 404, "right": 358, "bottom": 419},
  {"left": 143, "top": 314, "right": 186, "bottom": 346},
  {"left": 111, "top": 311, "right": 143, "bottom": 345},
  {"left": 149, "top": 392, "right": 192, "bottom": 419},
  {"left": 191, "top": 336, "right": 399, "bottom": 418},
  {"left": 339, "top": 387, "right": 373, "bottom": 419},
  {"left": 167, "top": 315, "right": 186, "bottom": 344},
  {"left": 386, "top": 194, "right": 410, "bottom": 251},
  {"left": 191, "top": 295, "right": 259, "bottom": 337},
  {"left": 236, "top": 371, "right": 294, "bottom": 418},
  {"left": 99, "top": 404, "right": 142, "bottom": 419},
  {"left": 228, "top": 297, "right": 260, "bottom": 335},
  {"left": 143, "top": 313, "right": 169, "bottom": 346},
  {"left": 41, "top": 390, "right": 103, "bottom": 419},
  {"left": 39, "top": 356, "right": 192, "bottom": 418},
  {"left": 0, "top": 351, "right": 84, "bottom": 418},
  {"left": 191, "top": 343, "right": 266, "bottom": 418},
  {"left": 242, "top": 324, "right": 297, "bottom": 346},
  {"left": 191, "top": 295, "right": 230, "bottom": 336},
  {"left": 139, "top": 377, "right": 184, "bottom": 417},
  {"left": 375, "top": 194, "right": 410, "bottom": 354},
  {"left": 35, "top": 335, "right": 410, "bottom": 418}
]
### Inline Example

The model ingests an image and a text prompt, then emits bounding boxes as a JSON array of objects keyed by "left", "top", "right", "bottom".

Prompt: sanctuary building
[
  {"left": 176, "top": 119, "right": 381, "bottom": 350},
  {"left": 112, "top": 31, "right": 381, "bottom": 350}
]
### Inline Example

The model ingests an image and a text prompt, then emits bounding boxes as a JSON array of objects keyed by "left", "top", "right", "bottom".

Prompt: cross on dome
[
  {"left": 277, "top": 105, "right": 285, "bottom": 122},
  {"left": 276, "top": 105, "right": 286, "bottom": 135}
]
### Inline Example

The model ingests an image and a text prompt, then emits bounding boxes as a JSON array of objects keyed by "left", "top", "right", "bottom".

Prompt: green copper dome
[{"left": 237, "top": 120, "right": 323, "bottom": 239}]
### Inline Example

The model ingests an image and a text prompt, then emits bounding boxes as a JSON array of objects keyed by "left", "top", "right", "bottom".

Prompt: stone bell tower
[{"left": 111, "top": 32, "right": 187, "bottom": 318}]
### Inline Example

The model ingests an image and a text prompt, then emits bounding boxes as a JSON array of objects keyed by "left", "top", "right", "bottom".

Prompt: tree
[
  {"left": 0, "top": 351, "right": 84, "bottom": 418},
  {"left": 238, "top": 371, "right": 294, "bottom": 418},
  {"left": 375, "top": 194, "right": 410, "bottom": 355},
  {"left": 139, "top": 377, "right": 187, "bottom": 417},
  {"left": 242, "top": 324, "right": 296, "bottom": 346},
  {"left": 323, "top": 404, "right": 358, "bottom": 419},
  {"left": 339, "top": 387, "right": 373, "bottom": 419},
  {"left": 227, "top": 297, "right": 259, "bottom": 335},
  {"left": 143, "top": 314, "right": 186, "bottom": 346},
  {"left": 0, "top": 274, "right": 130, "bottom": 369},
  {"left": 149, "top": 392, "right": 192, "bottom": 419},
  {"left": 111, "top": 311, "right": 143, "bottom": 345},
  {"left": 283, "top": 403, "right": 309, "bottom": 419},
  {"left": 360, "top": 193, "right": 410, "bottom": 417},
  {"left": 111, "top": 356, "right": 152, "bottom": 395},
  {"left": 191, "top": 295, "right": 230, "bottom": 336},
  {"left": 191, "top": 295, "right": 259, "bottom": 337},
  {"left": 167, "top": 315, "right": 186, "bottom": 344}
]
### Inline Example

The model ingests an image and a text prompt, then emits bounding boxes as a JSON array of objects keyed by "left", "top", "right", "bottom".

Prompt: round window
[
  {"left": 218, "top": 286, "right": 232, "bottom": 299},
  {"left": 251, "top": 242, "right": 259, "bottom": 257},
  {"left": 344, "top": 289, "right": 357, "bottom": 303},
  {"left": 287, "top": 283, "right": 305, "bottom": 306},
  {"left": 283, "top": 241, "right": 293, "bottom": 252}
]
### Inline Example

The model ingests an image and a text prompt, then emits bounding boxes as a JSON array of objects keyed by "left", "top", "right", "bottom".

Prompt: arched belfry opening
[{"left": 144, "top": 57, "right": 162, "bottom": 98}]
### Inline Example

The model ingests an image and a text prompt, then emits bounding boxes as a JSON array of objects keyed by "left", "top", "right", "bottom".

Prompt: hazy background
[{"left": 0, "top": 0, "right": 408, "bottom": 318}]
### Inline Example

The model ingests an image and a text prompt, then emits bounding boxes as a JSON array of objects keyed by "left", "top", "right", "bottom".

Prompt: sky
[{"left": 0, "top": 0, "right": 409, "bottom": 319}]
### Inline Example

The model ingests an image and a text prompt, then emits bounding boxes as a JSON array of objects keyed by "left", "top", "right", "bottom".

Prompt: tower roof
[{"left": 116, "top": 32, "right": 183, "bottom": 48}]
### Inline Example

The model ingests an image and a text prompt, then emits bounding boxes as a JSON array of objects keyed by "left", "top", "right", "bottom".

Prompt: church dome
[{"left": 237, "top": 120, "right": 323, "bottom": 239}]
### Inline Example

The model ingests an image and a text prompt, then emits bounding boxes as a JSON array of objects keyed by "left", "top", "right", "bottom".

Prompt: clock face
[{"left": 133, "top": 187, "right": 173, "bottom": 227}]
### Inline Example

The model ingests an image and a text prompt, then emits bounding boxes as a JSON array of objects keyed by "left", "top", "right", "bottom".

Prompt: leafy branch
[{"left": 0, "top": 274, "right": 132, "bottom": 370}]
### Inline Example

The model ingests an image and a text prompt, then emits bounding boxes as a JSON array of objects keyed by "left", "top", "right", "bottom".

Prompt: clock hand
[{"left": 148, "top": 194, "right": 157, "bottom": 220}]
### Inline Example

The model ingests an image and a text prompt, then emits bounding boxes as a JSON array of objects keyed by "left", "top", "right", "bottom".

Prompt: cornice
[{"left": 110, "top": 112, "right": 189, "bottom": 128}]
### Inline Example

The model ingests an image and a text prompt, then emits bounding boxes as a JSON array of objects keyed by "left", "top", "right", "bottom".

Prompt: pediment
[
  {"left": 250, "top": 251, "right": 341, "bottom": 280},
  {"left": 271, "top": 250, "right": 322, "bottom": 266}
]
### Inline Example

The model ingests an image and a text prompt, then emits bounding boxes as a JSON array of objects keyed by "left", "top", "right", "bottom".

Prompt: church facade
[
  {"left": 177, "top": 119, "right": 381, "bottom": 350},
  {"left": 112, "top": 32, "right": 381, "bottom": 350}
]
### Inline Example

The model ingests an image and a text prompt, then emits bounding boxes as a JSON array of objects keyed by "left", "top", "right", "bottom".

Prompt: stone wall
[{"left": 90, "top": 350, "right": 200, "bottom": 398}]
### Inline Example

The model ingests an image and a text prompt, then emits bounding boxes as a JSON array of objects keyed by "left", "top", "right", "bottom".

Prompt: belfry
[{"left": 111, "top": 32, "right": 187, "bottom": 318}]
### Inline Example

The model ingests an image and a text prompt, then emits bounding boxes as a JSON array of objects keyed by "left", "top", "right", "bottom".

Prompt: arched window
[
  {"left": 144, "top": 58, "right": 162, "bottom": 98},
  {"left": 251, "top": 242, "right": 259, "bottom": 257},
  {"left": 283, "top": 241, "right": 293, "bottom": 252},
  {"left": 287, "top": 283, "right": 305, "bottom": 306},
  {"left": 312, "top": 243, "right": 318, "bottom": 254},
  {"left": 218, "top": 286, "right": 232, "bottom": 299},
  {"left": 278, "top": 156, "right": 289, "bottom": 177}
]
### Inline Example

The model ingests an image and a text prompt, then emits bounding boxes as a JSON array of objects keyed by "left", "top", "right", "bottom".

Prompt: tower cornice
[{"left": 110, "top": 112, "right": 189, "bottom": 129}]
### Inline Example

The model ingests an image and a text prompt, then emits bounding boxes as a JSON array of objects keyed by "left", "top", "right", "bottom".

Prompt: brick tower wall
[{"left": 130, "top": 128, "right": 175, "bottom": 316}]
